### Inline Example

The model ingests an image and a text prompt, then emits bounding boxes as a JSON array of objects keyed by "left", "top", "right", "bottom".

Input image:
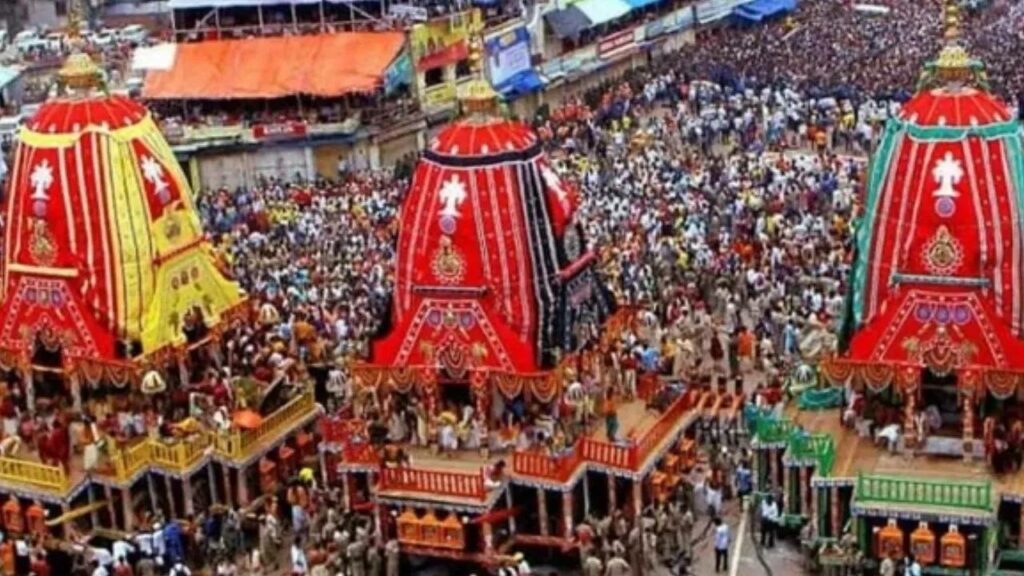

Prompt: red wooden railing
[
  {"left": 633, "top": 390, "right": 695, "bottom": 467},
  {"left": 582, "top": 437, "right": 635, "bottom": 469},
  {"left": 512, "top": 438, "right": 585, "bottom": 482},
  {"left": 379, "top": 467, "right": 487, "bottom": 501},
  {"left": 581, "top": 389, "right": 699, "bottom": 471}
]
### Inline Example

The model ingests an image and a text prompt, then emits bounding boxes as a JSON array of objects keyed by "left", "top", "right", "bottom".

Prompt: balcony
[
  {"left": 0, "top": 457, "right": 72, "bottom": 496},
  {"left": 379, "top": 466, "right": 488, "bottom": 502},
  {"left": 213, "top": 389, "right": 319, "bottom": 463},
  {"left": 513, "top": 389, "right": 701, "bottom": 483},
  {"left": 512, "top": 438, "right": 585, "bottom": 484}
]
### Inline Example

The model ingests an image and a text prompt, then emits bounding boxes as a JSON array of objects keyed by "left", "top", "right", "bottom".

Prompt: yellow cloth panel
[
  {"left": 106, "top": 135, "right": 156, "bottom": 340},
  {"left": 141, "top": 247, "right": 243, "bottom": 352}
]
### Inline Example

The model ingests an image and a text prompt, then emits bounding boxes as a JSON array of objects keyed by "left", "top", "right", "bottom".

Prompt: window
[
  {"left": 424, "top": 67, "right": 444, "bottom": 87},
  {"left": 455, "top": 59, "right": 472, "bottom": 79}
]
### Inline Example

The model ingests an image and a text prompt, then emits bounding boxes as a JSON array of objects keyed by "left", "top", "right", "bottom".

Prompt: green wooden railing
[{"left": 855, "top": 474, "right": 993, "bottom": 512}]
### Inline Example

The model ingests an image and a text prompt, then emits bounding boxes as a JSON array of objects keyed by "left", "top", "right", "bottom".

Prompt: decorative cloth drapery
[
  {"left": 73, "top": 357, "right": 139, "bottom": 386},
  {"left": 957, "top": 368, "right": 1024, "bottom": 400},
  {"left": 491, "top": 370, "right": 562, "bottom": 403},
  {"left": 819, "top": 356, "right": 923, "bottom": 393},
  {"left": 983, "top": 370, "right": 1024, "bottom": 400}
]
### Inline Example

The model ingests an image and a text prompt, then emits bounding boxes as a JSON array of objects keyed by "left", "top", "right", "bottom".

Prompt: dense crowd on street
[{"left": 11, "top": 0, "right": 1024, "bottom": 574}]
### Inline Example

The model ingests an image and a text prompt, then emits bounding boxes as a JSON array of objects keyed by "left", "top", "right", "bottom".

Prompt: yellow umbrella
[{"left": 233, "top": 409, "right": 264, "bottom": 430}]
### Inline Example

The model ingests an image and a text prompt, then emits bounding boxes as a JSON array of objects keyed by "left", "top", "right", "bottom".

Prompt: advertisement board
[
  {"left": 410, "top": 10, "right": 482, "bottom": 71},
  {"left": 485, "top": 27, "right": 532, "bottom": 89},
  {"left": 388, "top": 4, "right": 429, "bottom": 21},
  {"left": 597, "top": 29, "right": 636, "bottom": 60},
  {"left": 252, "top": 122, "right": 307, "bottom": 140},
  {"left": 384, "top": 50, "right": 413, "bottom": 95},
  {"left": 421, "top": 83, "right": 457, "bottom": 108}
]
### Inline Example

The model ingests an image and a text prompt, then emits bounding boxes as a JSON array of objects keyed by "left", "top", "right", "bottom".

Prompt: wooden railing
[
  {"left": 633, "top": 391, "right": 694, "bottom": 467},
  {"left": 856, "top": 474, "right": 992, "bottom": 512},
  {"left": 582, "top": 437, "right": 635, "bottom": 469},
  {"left": 512, "top": 438, "right": 584, "bottom": 483},
  {"left": 581, "top": 390, "right": 696, "bottom": 471},
  {"left": 379, "top": 467, "right": 487, "bottom": 501},
  {"left": 107, "top": 438, "right": 152, "bottom": 480},
  {"left": 0, "top": 457, "right": 69, "bottom": 494},
  {"left": 215, "top": 390, "right": 316, "bottom": 460},
  {"left": 150, "top": 432, "right": 211, "bottom": 471}
]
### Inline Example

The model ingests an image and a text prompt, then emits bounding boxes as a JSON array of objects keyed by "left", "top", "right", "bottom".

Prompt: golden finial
[
  {"left": 456, "top": 9, "right": 499, "bottom": 118},
  {"left": 57, "top": 0, "right": 103, "bottom": 93},
  {"left": 943, "top": 0, "right": 960, "bottom": 41}
]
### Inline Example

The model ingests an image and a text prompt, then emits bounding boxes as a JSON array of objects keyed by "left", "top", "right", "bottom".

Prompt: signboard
[
  {"left": 597, "top": 29, "right": 634, "bottom": 59},
  {"left": 421, "top": 82, "right": 457, "bottom": 109},
  {"left": 252, "top": 122, "right": 307, "bottom": 140},
  {"left": 410, "top": 10, "right": 482, "bottom": 71},
  {"left": 485, "top": 27, "right": 532, "bottom": 89},
  {"left": 388, "top": 4, "right": 429, "bottom": 22},
  {"left": 598, "top": 28, "right": 642, "bottom": 60},
  {"left": 384, "top": 50, "right": 413, "bottom": 95}
]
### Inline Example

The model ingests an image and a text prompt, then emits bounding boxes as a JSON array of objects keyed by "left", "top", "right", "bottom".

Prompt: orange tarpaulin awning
[{"left": 143, "top": 32, "right": 405, "bottom": 100}]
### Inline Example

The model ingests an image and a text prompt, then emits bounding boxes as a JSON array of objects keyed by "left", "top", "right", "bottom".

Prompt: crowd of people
[{"left": 678, "top": 0, "right": 1024, "bottom": 102}]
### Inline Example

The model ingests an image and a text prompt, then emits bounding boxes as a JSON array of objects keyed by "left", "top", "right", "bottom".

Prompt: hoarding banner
[
  {"left": 384, "top": 50, "right": 413, "bottom": 95},
  {"left": 252, "top": 122, "right": 307, "bottom": 140},
  {"left": 410, "top": 10, "right": 482, "bottom": 71},
  {"left": 597, "top": 29, "right": 636, "bottom": 59},
  {"left": 388, "top": 4, "right": 429, "bottom": 21},
  {"left": 421, "top": 82, "right": 457, "bottom": 108},
  {"left": 485, "top": 27, "right": 532, "bottom": 89}
]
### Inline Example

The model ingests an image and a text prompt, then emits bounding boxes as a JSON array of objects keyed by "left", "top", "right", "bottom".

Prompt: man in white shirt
[
  {"left": 134, "top": 530, "right": 153, "bottom": 557},
  {"left": 112, "top": 538, "right": 135, "bottom": 565},
  {"left": 89, "top": 546, "right": 113, "bottom": 568},
  {"left": 713, "top": 518, "right": 730, "bottom": 573},
  {"left": 760, "top": 495, "right": 780, "bottom": 548}
]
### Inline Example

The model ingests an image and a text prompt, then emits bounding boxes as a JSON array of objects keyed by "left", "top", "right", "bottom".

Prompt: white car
[
  {"left": 43, "top": 32, "right": 65, "bottom": 52},
  {"left": 12, "top": 28, "right": 42, "bottom": 53},
  {"left": 120, "top": 25, "right": 148, "bottom": 45},
  {"left": 89, "top": 30, "right": 117, "bottom": 47}
]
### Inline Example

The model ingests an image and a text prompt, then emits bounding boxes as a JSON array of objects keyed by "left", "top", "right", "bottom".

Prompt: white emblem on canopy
[
  {"left": 438, "top": 175, "right": 467, "bottom": 219},
  {"left": 932, "top": 152, "right": 963, "bottom": 217}
]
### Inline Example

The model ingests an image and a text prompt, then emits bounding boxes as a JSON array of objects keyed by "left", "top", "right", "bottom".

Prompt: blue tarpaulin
[
  {"left": 498, "top": 69, "right": 544, "bottom": 100},
  {"left": 732, "top": 0, "right": 796, "bottom": 22}
]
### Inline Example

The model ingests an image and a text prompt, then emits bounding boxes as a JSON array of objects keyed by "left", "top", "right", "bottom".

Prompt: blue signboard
[
  {"left": 384, "top": 50, "right": 413, "bottom": 95},
  {"left": 486, "top": 27, "right": 533, "bottom": 88}
]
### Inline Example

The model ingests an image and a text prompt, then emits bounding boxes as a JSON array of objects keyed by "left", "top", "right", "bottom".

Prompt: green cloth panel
[
  {"left": 798, "top": 387, "right": 844, "bottom": 410},
  {"left": 852, "top": 121, "right": 898, "bottom": 324}
]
